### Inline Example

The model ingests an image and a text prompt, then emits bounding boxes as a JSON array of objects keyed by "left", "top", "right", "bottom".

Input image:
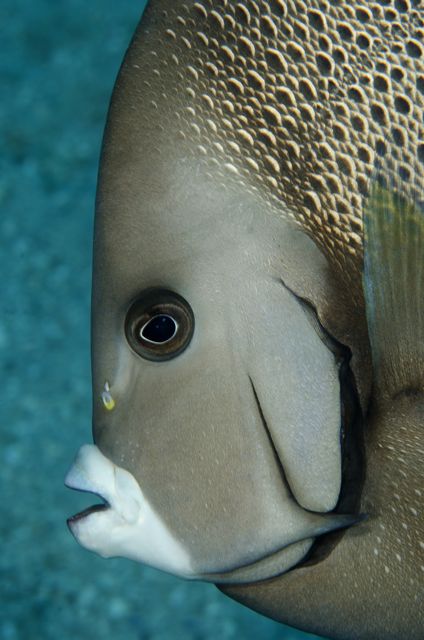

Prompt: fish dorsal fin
[{"left": 363, "top": 158, "right": 424, "bottom": 400}]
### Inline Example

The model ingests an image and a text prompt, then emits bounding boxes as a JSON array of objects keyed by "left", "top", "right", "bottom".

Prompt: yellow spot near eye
[{"left": 101, "top": 382, "right": 115, "bottom": 411}]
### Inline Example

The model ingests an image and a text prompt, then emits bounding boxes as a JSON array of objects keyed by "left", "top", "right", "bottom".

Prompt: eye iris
[
  {"left": 125, "top": 288, "right": 194, "bottom": 362},
  {"left": 141, "top": 314, "right": 177, "bottom": 344}
]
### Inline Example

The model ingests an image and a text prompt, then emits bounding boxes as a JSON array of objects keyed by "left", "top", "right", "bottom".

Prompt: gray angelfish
[{"left": 66, "top": 2, "right": 424, "bottom": 639}]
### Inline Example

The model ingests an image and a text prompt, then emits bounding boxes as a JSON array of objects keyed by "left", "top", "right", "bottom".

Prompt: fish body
[{"left": 66, "top": 1, "right": 424, "bottom": 638}]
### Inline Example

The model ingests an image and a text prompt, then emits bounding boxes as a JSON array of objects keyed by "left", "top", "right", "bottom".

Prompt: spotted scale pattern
[{"left": 133, "top": 0, "right": 424, "bottom": 284}]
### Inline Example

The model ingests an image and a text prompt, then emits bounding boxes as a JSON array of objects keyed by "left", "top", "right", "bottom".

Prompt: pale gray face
[{"left": 64, "top": 135, "right": 353, "bottom": 583}]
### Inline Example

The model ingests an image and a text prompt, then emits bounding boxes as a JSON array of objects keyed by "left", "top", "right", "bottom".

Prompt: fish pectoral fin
[{"left": 363, "top": 156, "right": 424, "bottom": 400}]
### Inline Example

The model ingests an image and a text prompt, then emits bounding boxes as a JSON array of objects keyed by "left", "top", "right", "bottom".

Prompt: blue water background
[{"left": 1, "top": 1, "right": 328, "bottom": 638}]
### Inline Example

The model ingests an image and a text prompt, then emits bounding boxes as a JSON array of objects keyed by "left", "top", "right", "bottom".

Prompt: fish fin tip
[{"left": 363, "top": 154, "right": 424, "bottom": 399}]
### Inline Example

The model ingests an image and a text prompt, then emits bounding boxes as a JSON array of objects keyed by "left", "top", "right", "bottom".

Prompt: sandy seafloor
[{"left": 1, "top": 2, "right": 327, "bottom": 639}]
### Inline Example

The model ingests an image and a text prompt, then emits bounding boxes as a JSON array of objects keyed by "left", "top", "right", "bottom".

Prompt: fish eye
[{"left": 125, "top": 289, "right": 194, "bottom": 361}]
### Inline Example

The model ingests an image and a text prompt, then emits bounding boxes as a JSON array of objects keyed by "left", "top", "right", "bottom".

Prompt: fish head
[
  {"left": 66, "top": 103, "right": 359, "bottom": 584},
  {"left": 66, "top": 1, "right": 365, "bottom": 586}
]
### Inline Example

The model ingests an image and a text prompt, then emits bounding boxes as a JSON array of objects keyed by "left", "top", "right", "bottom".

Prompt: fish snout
[{"left": 65, "top": 444, "right": 193, "bottom": 576}]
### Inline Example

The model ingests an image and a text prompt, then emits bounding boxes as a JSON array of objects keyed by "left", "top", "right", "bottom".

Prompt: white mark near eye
[{"left": 101, "top": 381, "right": 115, "bottom": 411}]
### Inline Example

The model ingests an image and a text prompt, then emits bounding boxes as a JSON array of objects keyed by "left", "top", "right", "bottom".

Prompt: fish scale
[{"left": 128, "top": 0, "right": 424, "bottom": 286}]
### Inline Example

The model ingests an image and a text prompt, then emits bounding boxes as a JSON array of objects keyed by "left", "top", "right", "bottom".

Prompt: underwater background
[{"left": 1, "top": 1, "right": 327, "bottom": 638}]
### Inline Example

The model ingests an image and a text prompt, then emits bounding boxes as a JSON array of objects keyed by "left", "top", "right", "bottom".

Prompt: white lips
[{"left": 65, "top": 444, "right": 193, "bottom": 577}]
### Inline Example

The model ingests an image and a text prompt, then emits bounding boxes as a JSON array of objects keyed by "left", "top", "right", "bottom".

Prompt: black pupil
[{"left": 141, "top": 314, "right": 177, "bottom": 344}]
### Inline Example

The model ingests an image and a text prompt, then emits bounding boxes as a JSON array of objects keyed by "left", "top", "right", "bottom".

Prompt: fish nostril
[{"left": 101, "top": 381, "right": 115, "bottom": 411}]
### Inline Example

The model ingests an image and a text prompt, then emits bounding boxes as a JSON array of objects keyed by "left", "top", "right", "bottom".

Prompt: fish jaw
[{"left": 65, "top": 444, "right": 193, "bottom": 577}]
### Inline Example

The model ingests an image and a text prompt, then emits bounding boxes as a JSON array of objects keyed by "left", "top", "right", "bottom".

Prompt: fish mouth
[
  {"left": 65, "top": 444, "right": 193, "bottom": 575},
  {"left": 67, "top": 500, "right": 109, "bottom": 526},
  {"left": 66, "top": 460, "right": 111, "bottom": 526},
  {"left": 65, "top": 446, "right": 137, "bottom": 529}
]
